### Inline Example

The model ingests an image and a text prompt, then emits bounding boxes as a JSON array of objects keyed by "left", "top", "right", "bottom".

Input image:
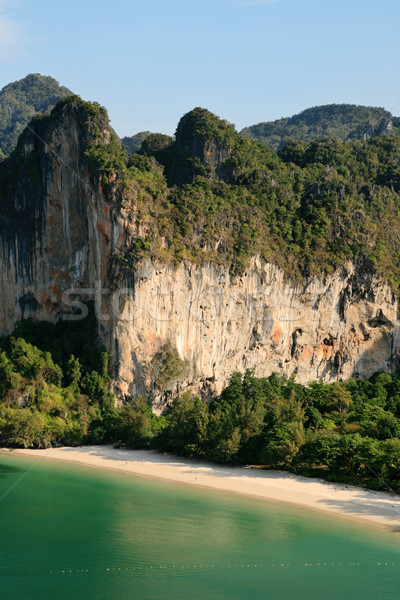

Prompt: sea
[{"left": 0, "top": 453, "right": 399, "bottom": 600}]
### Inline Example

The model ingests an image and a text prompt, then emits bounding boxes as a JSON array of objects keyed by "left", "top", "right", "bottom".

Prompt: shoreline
[{"left": 3, "top": 445, "right": 400, "bottom": 530}]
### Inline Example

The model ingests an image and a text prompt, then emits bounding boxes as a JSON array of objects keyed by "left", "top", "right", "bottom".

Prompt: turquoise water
[{"left": 0, "top": 454, "right": 399, "bottom": 600}]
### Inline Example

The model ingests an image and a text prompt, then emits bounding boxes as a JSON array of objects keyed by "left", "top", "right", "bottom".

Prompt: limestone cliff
[
  {"left": 0, "top": 99, "right": 399, "bottom": 411},
  {"left": 113, "top": 258, "right": 399, "bottom": 411}
]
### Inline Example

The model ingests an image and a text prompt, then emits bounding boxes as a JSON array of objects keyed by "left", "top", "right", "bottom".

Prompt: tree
[
  {"left": 0, "top": 352, "right": 20, "bottom": 397},
  {"left": 382, "top": 438, "right": 400, "bottom": 479},
  {"left": 261, "top": 390, "right": 305, "bottom": 466},
  {"left": 299, "top": 431, "right": 342, "bottom": 471},
  {"left": 153, "top": 350, "right": 187, "bottom": 389},
  {"left": 328, "top": 382, "right": 353, "bottom": 417},
  {"left": 81, "top": 370, "right": 114, "bottom": 411},
  {"left": 66, "top": 355, "right": 82, "bottom": 386},
  {"left": 119, "top": 397, "right": 153, "bottom": 448},
  {"left": 210, "top": 427, "right": 241, "bottom": 464},
  {"left": 2, "top": 408, "right": 46, "bottom": 448},
  {"left": 166, "top": 393, "right": 209, "bottom": 457},
  {"left": 261, "top": 420, "right": 305, "bottom": 466}
]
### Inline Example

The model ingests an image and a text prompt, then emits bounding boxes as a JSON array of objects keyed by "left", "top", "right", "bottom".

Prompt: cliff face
[
  {"left": 113, "top": 258, "right": 399, "bottom": 410},
  {"left": 0, "top": 102, "right": 114, "bottom": 332},
  {"left": 1, "top": 101, "right": 399, "bottom": 410}
]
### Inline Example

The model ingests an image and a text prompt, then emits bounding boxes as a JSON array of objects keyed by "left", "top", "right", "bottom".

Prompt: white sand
[{"left": 6, "top": 445, "right": 400, "bottom": 529}]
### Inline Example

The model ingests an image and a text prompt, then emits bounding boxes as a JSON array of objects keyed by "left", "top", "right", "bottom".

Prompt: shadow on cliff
[{"left": 349, "top": 321, "right": 398, "bottom": 380}]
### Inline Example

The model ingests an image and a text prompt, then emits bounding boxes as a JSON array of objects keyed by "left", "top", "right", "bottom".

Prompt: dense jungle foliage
[
  {"left": 0, "top": 307, "right": 117, "bottom": 448},
  {"left": 159, "top": 369, "right": 400, "bottom": 492}
]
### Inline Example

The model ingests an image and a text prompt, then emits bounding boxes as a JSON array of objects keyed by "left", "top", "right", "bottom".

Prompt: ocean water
[{"left": 0, "top": 454, "right": 399, "bottom": 600}]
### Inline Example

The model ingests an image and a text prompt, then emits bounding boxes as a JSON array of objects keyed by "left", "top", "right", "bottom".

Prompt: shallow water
[{"left": 0, "top": 454, "right": 399, "bottom": 599}]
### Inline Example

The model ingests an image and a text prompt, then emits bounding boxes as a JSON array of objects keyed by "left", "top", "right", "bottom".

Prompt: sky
[{"left": 0, "top": 0, "right": 399, "bottom": 137}]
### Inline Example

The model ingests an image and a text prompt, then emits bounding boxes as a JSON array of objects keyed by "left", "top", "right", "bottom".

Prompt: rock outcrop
[{"left": 0, "top": 100, "right": 399, "bottom": 411}]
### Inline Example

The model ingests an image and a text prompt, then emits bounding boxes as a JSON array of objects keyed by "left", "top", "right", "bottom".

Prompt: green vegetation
[
  {"left": 121, "top": 132, "right": 174, "bottom": 157},
  {"left": 241, "top": 104, "right": 400, "bottom": 151},
  {"left": 0, "top": 309, "right": 170, "bottom": 450},
  {"left": 0, "top": 73, "right": 72, "bottom": 159},
  {"left": 0, "top": 307, "right": 116, "bottom": 448},
  {"left": 141, "top": 133, "right": 174, "bottom": 156},
  {"left": 152, "top": 350, "right": 188, "bottom": 389},
  {"left": 161, "top": 369, "right": 400, "bottom": 492},
  {"left": 85, "top": 130, "right": 129, "bottom": 185},
  {"left": 132, "top": 106, "right": 400, "bottom": 285}
]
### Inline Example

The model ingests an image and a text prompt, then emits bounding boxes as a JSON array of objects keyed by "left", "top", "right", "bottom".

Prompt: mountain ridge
[{"left": 241, "top": 103, "right": 400, "bottom": 151}]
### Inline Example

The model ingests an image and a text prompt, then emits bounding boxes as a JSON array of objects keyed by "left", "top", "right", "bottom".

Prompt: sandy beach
[{"left": 5, "top": 445, "right": 400, "bottom": 529}]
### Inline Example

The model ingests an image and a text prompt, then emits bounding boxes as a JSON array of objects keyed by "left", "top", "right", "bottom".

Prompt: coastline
[{"left": 3, "top": 445, "right": 400, "bottom": 530}]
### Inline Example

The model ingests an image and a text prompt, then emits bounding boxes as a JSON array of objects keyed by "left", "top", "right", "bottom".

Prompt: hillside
[
  {"left": 241, "top": 104, "right": 400, "bottom": 151},
  {"left": 0, "top": 73, "right": 72, "bottom": 159}
]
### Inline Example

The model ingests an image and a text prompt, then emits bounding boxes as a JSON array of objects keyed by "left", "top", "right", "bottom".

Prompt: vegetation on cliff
[
  {"left": 241, "top": 104, "right": 400, "bottom": 151},
  {"left": 0, "top": 74, "right": 72, "bottom": 159},
  {"left": 3, "top": 95, "right": 400, "bottom": 286},
  {"left": 79, "top": 100, "right": 400, "bottom": 286}
]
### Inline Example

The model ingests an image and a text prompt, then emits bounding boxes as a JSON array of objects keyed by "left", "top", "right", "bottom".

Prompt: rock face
[
  {"left": 170, "top": 107, "right": 234, "bottom": 184},
  {"left": 376, "top": 118, "right": 396, "bottom": 137},
  {"left": 0, "top": 101, "right": 399, "bottom": 410},
  {"left": 112, "top": 258, "right": 399, "bottom": 410},
  {"left": 0, "top": 101, "right": 113, "bottom": 333}
]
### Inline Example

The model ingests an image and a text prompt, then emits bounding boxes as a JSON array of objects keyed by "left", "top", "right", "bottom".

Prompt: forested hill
[
  {"left": 0, "top": 74, "right": 72, "bottom": 159},
  {"left": 241, "top": 104, "right": 400, "bottom": 151}
]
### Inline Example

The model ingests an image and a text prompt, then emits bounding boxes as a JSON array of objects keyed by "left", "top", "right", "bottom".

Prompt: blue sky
[{"left": 0, "top": 0, "right": 399, "bottom": 137}]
